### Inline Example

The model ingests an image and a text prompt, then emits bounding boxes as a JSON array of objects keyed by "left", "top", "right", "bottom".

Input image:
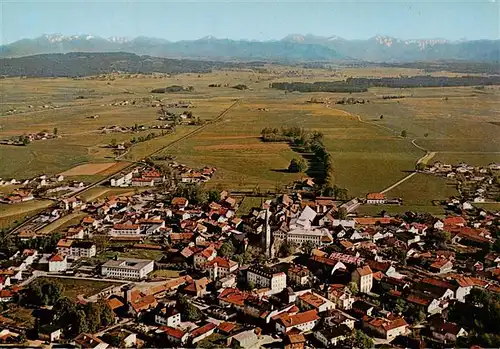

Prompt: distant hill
[
  {"left": 0, "top": 52, "right": 252, "bottom": 77},
  {"left": 0, "top": 35, "right": 344, "bottom": 62},
  {"left": 0, "top": 34, "right": 498, "bottom": 63}
]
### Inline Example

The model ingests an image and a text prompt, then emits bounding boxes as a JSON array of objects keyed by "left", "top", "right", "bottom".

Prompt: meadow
[{"left": 1, "top": 66, "right": 498, "bottom": 210}]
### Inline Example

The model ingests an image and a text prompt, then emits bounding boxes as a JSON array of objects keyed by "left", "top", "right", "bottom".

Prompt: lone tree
[
  {"left": 401, "top": 130, "right": 408, "bottom": 138},
  {"left": 53, "top": 127, "right": 58, "bottom": 135},
  {"left": 288, "top": 158, "right": 307, "bottom": 173},
  {"left": 380, "top": 115, "right": 384, "bottom": 119}
]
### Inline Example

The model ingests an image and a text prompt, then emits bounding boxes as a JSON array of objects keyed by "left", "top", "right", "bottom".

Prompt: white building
[
  {"left": 70, "top": 241, "right": 97, "bottom": 258},
  {"left": 110, "top": 171, "right": 136, "bottom": 187},
  {"left": 49, "top": 254, "right": 68, "bottom": 272},
  {"left": 207, "top": 257, "right": 239, "bottom": 280},
  {"left": 101, "top": 258, "right": 154, "bottom": 280},
  {"left": 155, "top": 306, "right": 181, "bottom": 327},
  {"left": 247, "top": 265, "right": 286, "bottom": 294},
  {"left": 351, "top": 265, "right": 373, "bottom": 293},
  {"left": 110, "top": 224, "right": 141, "bottom": 236},
  {"left": 275, "top": 227, "right": 333, "bottom": 246}
]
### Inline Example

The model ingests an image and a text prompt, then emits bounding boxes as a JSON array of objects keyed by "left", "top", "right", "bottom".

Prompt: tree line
[
  {"left": 270, "top": 75, "right": 500, "bottom": 93},
  {"left": 260, "top": 126, "right": 348, "bottom": 200},
  {"left": 0, "top": 52, "right": 245, "bottom": 77},
  {"left": 270, "top": 81, "right": 367, "bottom": 93},
  {"left": 21, "top": 278, "right": 115, "bottom": 337}
]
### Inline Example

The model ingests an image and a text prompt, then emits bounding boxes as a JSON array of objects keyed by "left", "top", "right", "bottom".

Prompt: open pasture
[
  {"left": 59, "top": 162, "right": 118, "bottom": 176},
  {"left": 1, "top": 66, "right": 498, "bottom": 203}
]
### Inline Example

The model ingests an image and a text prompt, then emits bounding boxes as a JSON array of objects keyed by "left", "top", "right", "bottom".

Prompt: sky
[{"left": 1, "top": 0, "right": 499, "bottom": 45}]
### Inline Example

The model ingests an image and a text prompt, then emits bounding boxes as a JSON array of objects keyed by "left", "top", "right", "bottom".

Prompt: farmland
[{"left": 1, "top": 66, "right": 499, "bottom": 210}]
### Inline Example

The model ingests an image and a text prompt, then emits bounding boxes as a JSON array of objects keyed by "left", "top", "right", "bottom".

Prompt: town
[{"left": 0, "top": 159, "right": 498, "bottom": 348}]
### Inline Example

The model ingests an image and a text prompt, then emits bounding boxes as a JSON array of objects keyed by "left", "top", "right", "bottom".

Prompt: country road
[{"left": 8, "top": 99, "right": 241, "bottom": 236}]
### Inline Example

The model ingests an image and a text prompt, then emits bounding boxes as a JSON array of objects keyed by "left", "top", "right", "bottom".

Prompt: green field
[
  {"left": 39, "top": 277, "right": 123, "bottom": 299},
  {"left": 1, "top": 68, "right": 499, "bottom": 209},
  {"left": 357, "top": 173, "right": 459, "bottom": 216},
  {"left": 0, "top": 200, "right": 53, "bottom": 230},
  {"left": 102, "top": 249, "right": 165, "bottom": 261}
]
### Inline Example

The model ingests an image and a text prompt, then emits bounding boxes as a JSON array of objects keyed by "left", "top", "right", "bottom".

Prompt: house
[
  {"left": 366, "top": 193, "right": 386, "bottom": 204},
  {"left": 206, "top": 257, "right": 239, "bottom": 280},
  {"left": 70, "top": 241, "right": 96, "bottom": 258},
  {"left": 432, "top": 322, "right": 468, "bottom": 343},
  {"left": 406, "top": 293, "right": 442, "bottom": 315},
  {"left": 314, "top": 324, "right": 351, "bottom": 348},
  {"left": 0, "top": 290, "right": 14, "bottom": 302},
  {"left": 0, "top": 276, "right": 11, "bottom": 291},
  {"left": 182, "top": 277, "right": 210, "bottom": 298},
  {"left": 74, "top": 333, "right": 109, "bottom": 349},
  {"left": 298, "top": 292, "right": 336, "bottom": 313},
  {"left": 287, "top": 265, "right": 311, "bottom": 286},
  {"left": 284, "top": 332, "right": 306, "bottom": 349},
  {"left": 275, "top": 309, "right": 320, "bottom": 334},
  {"left": 443, "top": 216, "right": 466, "bottom": 227},
  {"left": 430, "top": 259, "right": 453, "bottom": 274},
  {"left": 61, "top": 197, "right": 82, "bottom": 210},
  {"left": 363, "top": 316, "right": 408, "bottom": 341},
  {"left": 327, "top": 284, "right": 355, "bottom": 310},
  {"left": 48, "top": 254, "right": 67, "bottom": 272},
  {"left": 161, "top": 326, "right": 188, "bottom": 345},
  {"left": 193, "top": 246, "right": 217, "bottom": 269},
  {"left": 38, "top": 325, "right": 62, "bottom": 343},
  {"left": 155, "top": 305, "right": 181, "bottom": 327},
  {"left": 228, "top": 329, "right": 259, "bottom": 349},
  {"left": 351, "top": 265, "right": 373, "bottom": 293},
  {"left": 56, "top": 239, "right": 73, "bottom": 255},
  {"left": 324, "top": 309, "right": 356, "bottom": 329},
  {"left": 190, "top": 322, "right": 217, "bottom": 344},
  {"left": 172, "top": 197, "right": 189, "bottom": 209}
]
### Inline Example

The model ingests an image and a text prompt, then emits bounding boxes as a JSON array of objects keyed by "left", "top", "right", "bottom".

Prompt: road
[{"left": 7, "top": 99, "right": 241, "bottom": 236}]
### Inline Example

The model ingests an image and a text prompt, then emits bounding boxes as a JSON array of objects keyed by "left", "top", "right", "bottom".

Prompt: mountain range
[{"left": 1, "top": 34, "right": 498, "bottom": 62}]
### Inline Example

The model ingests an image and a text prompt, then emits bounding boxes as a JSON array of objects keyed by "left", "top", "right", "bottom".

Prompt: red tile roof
[
  {"left": 357, "top": 265, "right": 373, "bottom": 277},
  {"left": 276, "top": 310, "right": 320, "bottom": 328},
  {"left": 190, "top": 322, "right": 216, "bottom": 338},
  {"left": 366, "top": 193, "right": 385, "bottom": 200},
  {"left": 49, "top": 254, "right": 65, "bottom": 262},
  {"left": 218, "top": 321, "right": 236, "bottom": 334},
  {"left": 443, "top": 216, "right": 466, "bottom": 226},
  {"left": 161, "top": 326, "right": 186, "bottom": 339}
]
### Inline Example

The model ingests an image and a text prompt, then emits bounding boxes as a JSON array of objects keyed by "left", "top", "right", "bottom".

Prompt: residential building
[
  {"left": 314, "top": 325, "right": 351, "bottom": 347},
  {"left": 155, "top": 306, "right": 181, "bottom": 327},
  {"left": 48, "top": 254, "right": 67, "bottom": 272},
  {"left": 247, "top": 265, "right": 287, "bottom": 294},
  {"left": 366, "top": 193, "right": 386, "bottom": 204},
  {"left": 190, "top": 323, "right": 217, "bottom": 344},
  {"left": 298, "top": 292, "right": 336, "bottom": 313},
  {"left": 351, "top": 265, "right": 373, "bottom": 293},
  {"left": 287, "top": 265, "right": 311, "bottom": 286},
  {"left": 162, "top": 326, "right": 188, "bottom": 345},
  {"left": 275, "top": 309, "right": 320, "bottom": 334},
  {"left": 206, "top": 257, "right": 239, "bottom": 280},
  {"left": 363, "top": 316, "right": 408, "bottom": 340}
]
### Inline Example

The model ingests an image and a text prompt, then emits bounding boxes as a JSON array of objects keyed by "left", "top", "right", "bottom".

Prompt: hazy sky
[{"left": 1, "top": 0, "right": 499, "bottom": 44}]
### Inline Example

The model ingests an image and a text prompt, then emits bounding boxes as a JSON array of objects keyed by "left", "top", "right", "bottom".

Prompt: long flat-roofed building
[{"left": 101, "top": 258, "right": 154, "bottom": 280}]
